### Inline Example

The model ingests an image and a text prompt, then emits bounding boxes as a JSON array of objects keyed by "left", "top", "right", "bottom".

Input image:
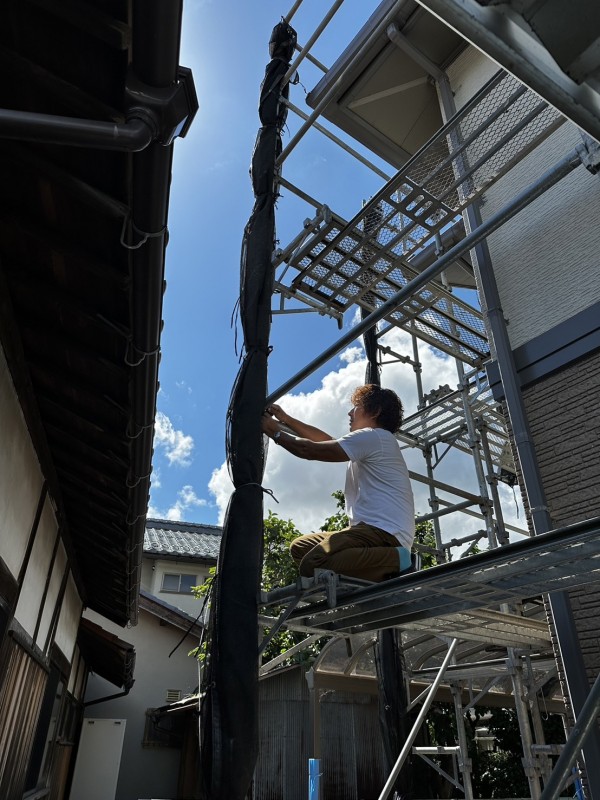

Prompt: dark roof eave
[
  {"left": 139, "top": 589, "right": 204, "bottom": 637},
  {"left": 102, "top": 0, "right": 186, "bottom": 626}
]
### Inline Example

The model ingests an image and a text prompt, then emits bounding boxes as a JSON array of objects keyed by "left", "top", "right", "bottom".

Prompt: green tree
[
  {"left": 319, "top": 489, "right": 349, "bottom": 531},
  {"left": 413, "top": 518, "right": 437, "bottom": 569},
  {"left": 258, "top": 510, "right": 325, "bottom": 664}
]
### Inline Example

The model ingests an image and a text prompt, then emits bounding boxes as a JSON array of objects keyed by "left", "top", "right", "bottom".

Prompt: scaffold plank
[{"left": 287, "top": 517, "right": 600, "bottom": 636}]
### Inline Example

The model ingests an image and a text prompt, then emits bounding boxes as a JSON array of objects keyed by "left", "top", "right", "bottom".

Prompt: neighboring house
[
  {"left": 0, "top": 3, "right": 196, "bottom": 799},
  {"left": 75, "top": 519, "right": 221, "bottom": 800},
  {"left": 142, "top": 519, "right": 222, "bottom": 617}
]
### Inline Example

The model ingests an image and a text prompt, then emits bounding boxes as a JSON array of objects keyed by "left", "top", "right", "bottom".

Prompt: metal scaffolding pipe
[
  {"left": 540, "top": 672, "right": 600, "bottom": 800},
  {"left": 415, "top": 499, "right": 475, "bottom": 523},
  {"left": 266, "top": 147, "right": 582, "bottom": 405},
  {"left": 276, "top": 0, "right": 408, "bottom": 167},
  {"left": 282, "top": 0, "right": 345, "bottom": 87},
  {"left": 377, "top": 638, "right": 459, "bottom": 800}
]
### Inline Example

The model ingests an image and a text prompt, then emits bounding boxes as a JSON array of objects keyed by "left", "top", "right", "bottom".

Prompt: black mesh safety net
[{"left": 199, "top": 20, "right": 297, "bottom": 800}]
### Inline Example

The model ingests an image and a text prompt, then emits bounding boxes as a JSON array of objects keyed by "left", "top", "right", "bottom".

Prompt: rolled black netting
[{"left": 199, "top": 20, "right": 297, "bottom": 800}]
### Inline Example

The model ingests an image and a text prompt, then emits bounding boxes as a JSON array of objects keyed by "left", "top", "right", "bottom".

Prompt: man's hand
[
  {"left": 261, "top": 412, "right": 280, "bottom": 438},
  {"left": 266, "top": 404, "right": 288, "bottom": 424},
  {"left": 263, "top": 404, "right": 333, "bottom": 442},
  {"left": 262, "top": 409, "right": 347, "bottom": 462}
]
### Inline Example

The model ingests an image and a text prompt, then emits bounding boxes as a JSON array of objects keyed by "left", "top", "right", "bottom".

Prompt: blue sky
[
  {"left": 148, "top": 0, "right": 385, "bottom": 522},
  {"left": 148, "top": 0, "right": 525, "bottom": 541}
]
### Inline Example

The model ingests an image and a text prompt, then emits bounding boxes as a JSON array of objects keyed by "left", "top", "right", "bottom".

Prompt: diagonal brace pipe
[
  {"left": 377, "top": 638, "right": 459, "bottom": 800},
  {"left": 540, "top": 672, "right": 600, "bottom": 800}
]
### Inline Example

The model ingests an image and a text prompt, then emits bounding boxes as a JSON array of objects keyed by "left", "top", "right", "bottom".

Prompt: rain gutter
[{"left": 123, "top": 0, "right": 197, "bottom": 626}]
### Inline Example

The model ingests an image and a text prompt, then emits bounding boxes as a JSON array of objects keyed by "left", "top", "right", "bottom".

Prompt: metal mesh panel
[
  {"left": 401, "top": 374, "right": 513, "bottom": 472},
  {"left": 277, "top": 70, "right": 564, "bottom": 365},
  {"left": 286, "top": 211, "right": 488, "bottom": 366}
]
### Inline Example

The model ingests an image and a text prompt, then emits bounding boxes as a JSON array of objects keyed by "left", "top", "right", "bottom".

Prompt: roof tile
[{"left": 144, "top": 518, "right": 221, "bottom": 560}]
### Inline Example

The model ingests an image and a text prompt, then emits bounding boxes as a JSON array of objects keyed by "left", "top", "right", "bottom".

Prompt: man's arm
[
  {"left": 262, "top": 413, "right": 348, "bottom": 462},
  {"left": 266, "top": 403, "right": 333, "bottom": 442}
]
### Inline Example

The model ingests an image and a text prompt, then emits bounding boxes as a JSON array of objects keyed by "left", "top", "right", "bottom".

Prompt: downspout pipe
[
  {"left": 266, "top": 147, "right": 582, "bottom": 405},
  {"left": 0, "top": 109, "right": 154, "bottom": 151}
]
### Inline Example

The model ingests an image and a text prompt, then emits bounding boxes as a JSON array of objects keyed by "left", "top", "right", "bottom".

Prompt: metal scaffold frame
[{"left": 256, "top": 2, "right": 600, "bottom": 798}]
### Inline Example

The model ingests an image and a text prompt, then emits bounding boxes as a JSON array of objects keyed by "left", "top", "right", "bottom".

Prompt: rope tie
[{"left": 236, "top": 482, "right": 279, "bottom": 503}]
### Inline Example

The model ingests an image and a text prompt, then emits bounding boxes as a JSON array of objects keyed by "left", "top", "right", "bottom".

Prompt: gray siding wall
[{"left": 522, "top": 350, "right": 600, "bottom": 687}]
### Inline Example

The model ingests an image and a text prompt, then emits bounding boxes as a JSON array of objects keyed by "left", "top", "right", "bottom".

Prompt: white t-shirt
[{"left": 337, "top": 427, "right": 415, "bottom": 549}]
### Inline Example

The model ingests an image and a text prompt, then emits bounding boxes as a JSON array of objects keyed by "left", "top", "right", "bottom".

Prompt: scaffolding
[{"left": 256, "top": 2, "right": 600, "bottom": 798}]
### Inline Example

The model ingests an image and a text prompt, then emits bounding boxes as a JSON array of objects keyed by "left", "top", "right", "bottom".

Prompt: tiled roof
[{"left": 144, "top": 519, "right": 222, "bottom": 561}]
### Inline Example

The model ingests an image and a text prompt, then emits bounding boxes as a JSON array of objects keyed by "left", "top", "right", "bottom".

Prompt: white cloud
[
  {"left": 150, "top": 468, "right": 161, "bottom": 489},
  {"left": 147, "top": 485, "right": 209, "bottom": 523},
  {"left": 147, "top": 502, "right": 161, "bottom": 519},
  {"left": 176, "top": 380, "right": 193, "bottom": 395},
  {"left": 207, "top": 328, "right": 524, "bottom": 550},
  {"left": 153, "top": 411, "right": 194, "bottom": 466},
  {"left": 166, "top": 484, "right": 208, "bottom": 521}
]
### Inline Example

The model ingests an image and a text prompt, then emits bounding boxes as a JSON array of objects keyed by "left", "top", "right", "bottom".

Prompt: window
[
  {"left": 161, "top": 573, "right": 197, "bottom": 594},
  {"left": 143, "top": 707, "right": 185, "bottom": 748}
]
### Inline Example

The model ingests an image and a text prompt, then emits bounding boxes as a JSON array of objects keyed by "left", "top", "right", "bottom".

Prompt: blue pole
[{"left": 309, "top": 758, "right": 321, "bottom": 800}]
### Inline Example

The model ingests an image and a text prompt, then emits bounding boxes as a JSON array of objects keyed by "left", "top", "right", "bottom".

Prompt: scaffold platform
[{"left": 282, "top": 516, "right": 600, "bottom": 640}]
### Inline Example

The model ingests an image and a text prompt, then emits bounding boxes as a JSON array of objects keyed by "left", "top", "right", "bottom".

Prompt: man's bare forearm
[
  {"left": 275, "top": 431, "right": 347, "bottom": 462},
  {"left": 267, "top": 404, "right": 332, "bottom": 442}
]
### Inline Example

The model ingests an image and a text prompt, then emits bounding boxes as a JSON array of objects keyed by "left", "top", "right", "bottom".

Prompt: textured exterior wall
[
  {"left": 0, "top": 345, "right": 44, "bottom": 578},
  {"left": 481, "top": 124, "right": 600, "bottom": 351},
  {"left": 446, "top": 48, "right": 600, "bottom": 352},
  {"left": 522, "top": 350, "right": 600, "bottom": 686},
  {"left": 446, "top": 45, "right": 498, "bottom": 111}
]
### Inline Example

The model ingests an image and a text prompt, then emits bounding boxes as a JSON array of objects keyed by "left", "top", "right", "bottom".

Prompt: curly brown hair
[{"left": 350, "top": 384, "right": 403, "bottom": 433}]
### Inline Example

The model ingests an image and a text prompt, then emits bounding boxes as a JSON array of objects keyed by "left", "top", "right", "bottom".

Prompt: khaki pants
[{"left": 290, "top": 522, "right": 401, "bottom": 583}]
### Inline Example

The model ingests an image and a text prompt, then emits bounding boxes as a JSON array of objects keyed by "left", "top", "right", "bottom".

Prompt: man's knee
[
  {"left": 290, "top": 537, "right": 306, "bottom": 564},
  {"left": 298, "top": 546, "right": 327, "bottom": 576}
]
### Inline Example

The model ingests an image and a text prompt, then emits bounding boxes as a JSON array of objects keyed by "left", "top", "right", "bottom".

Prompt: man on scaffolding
[{"left": 261, "top": 384, "right": 415, "bottom": 582}]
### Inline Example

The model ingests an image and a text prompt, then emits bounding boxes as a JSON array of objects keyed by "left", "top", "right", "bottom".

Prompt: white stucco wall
[
  {"left": 14, "top": 496, "right": 58, "bottom": 637},
  {"left": 83, "top": 607, "right": 199, "bottom": 800},
  {"left": 0, "top": 346, "right": 44, "bottom": 578},
  {"left": 54, "top": 572, "right": 82, "bottom": 663},
  {"left": 37, "top": 540, "right": 67, "bottom": 649},
  {"left": 140, "top": 558, "right": 154, "bottom": 592}
]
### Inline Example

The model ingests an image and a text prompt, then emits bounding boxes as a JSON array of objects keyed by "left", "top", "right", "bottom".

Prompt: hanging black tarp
[{"left": 199, "top": 20, "right": 296, "bottom": 800}]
